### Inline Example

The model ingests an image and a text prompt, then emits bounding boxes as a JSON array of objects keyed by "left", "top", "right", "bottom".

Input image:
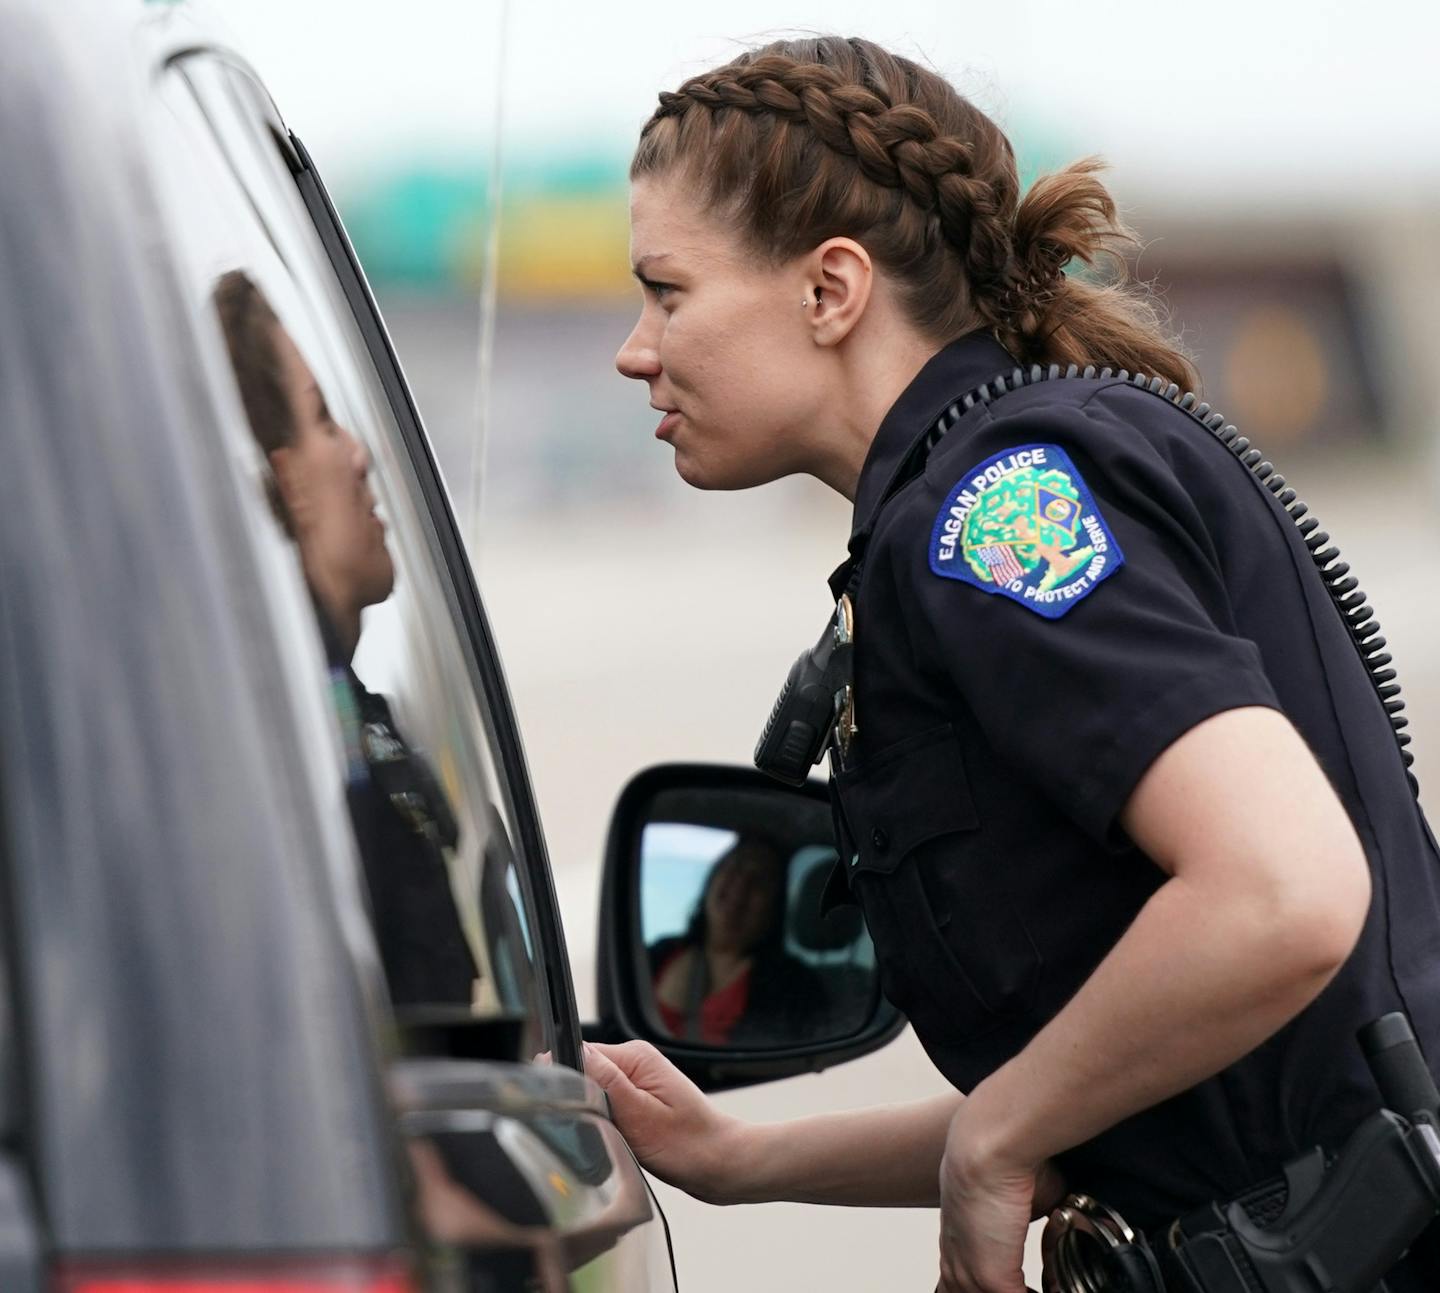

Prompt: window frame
[
  {"left": 164, "top": 47, "right": 582, "bottom": 1069},
  {"left": 273, "top": 67, "right": 579, "bottom": 1067},
  {"left": 286, "top": 136, "right": 582, "bottom": 1062}
]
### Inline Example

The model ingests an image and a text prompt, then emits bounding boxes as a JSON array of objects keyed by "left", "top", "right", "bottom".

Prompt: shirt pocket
[{"left": 837, "top": 724, "right": 1042, "bottom": 1037}]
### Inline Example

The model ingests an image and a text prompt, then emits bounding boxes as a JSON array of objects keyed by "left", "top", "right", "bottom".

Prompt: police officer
[
  {"left": 587, "top": 34, "right": 1440, "bottom": 1293},
  {"left": 215, "top": 270, "right": 479, "bottom": 1010}
]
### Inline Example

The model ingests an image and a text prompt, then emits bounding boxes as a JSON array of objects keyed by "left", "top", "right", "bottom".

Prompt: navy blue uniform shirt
[{"left": 828, "top": 331, "right": 1440, "bottom": 1230}]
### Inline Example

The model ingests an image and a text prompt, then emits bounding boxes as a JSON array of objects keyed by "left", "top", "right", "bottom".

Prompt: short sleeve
[{"left": 902, "top": 396, "right": 1281, "bottom": 842}]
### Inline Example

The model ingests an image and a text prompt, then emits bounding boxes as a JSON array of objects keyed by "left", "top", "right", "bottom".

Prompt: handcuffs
[{"left": 1041, "top": 1014, "right": 1440, "bottom": 1293}]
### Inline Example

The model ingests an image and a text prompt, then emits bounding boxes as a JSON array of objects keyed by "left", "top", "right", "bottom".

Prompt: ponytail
[{"left": 1003, "top": 159, "right": 1198, "bottom": 390}]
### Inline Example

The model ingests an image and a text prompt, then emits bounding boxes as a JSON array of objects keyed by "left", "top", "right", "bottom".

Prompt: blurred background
[{"left": 223, "top": 3, "right": 1440, "bottom": 1287}]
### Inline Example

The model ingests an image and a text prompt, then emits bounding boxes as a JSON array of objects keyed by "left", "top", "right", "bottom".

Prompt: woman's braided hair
[
  {"left": 213, "top": 270, "right": 297, "bottom": 532},
  {"left": 634, "top": 37, "right": 1197, "bottom": 389}
]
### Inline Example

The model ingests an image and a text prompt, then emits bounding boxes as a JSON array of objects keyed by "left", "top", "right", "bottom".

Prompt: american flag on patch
[{"left": 977, "top": 544, "right": 1025, "bottom": 584}]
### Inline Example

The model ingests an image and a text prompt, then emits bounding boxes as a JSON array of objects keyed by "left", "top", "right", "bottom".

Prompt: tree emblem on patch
[{"left": 928, "top": 443, "right": 1124, "bottom": 618}]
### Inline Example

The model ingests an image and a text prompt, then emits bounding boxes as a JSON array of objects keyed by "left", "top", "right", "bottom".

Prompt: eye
[{"left": 641, "top": 277, "right": 676, "bottom": 304}]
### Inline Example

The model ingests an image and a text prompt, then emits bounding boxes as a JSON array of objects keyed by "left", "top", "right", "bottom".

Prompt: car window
[{"left": 148, "top": 55, "right": 551, "bottom": 1058}]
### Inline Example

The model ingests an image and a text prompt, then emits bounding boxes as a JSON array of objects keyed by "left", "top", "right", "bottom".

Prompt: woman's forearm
[
  {"left": 965, "top": 872, "right": 1354, "bottom": 1174},
  {"left": 715, "top": 1091, "right": 962, "bottom": 1206},
  {"left": 960, "top": 712, "right": 1371, "bottom": 1176}
]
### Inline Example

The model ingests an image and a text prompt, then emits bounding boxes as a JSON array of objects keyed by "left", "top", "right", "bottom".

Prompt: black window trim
[{"left": 280, "top": 129, "right": 582, "bottom": 1069}]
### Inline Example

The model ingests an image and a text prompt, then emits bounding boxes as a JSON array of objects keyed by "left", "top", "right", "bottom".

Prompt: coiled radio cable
[{"left": 915, "top": 364, "right": 1417, "bottom": 797}]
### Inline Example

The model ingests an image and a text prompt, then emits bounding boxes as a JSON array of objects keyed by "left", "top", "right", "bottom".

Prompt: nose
[
  {"left": 615, "top": 311, "right": 661, "bottom": 381},
  {"left": 345, "top": 427, "right": 371, "bottom": 476}
]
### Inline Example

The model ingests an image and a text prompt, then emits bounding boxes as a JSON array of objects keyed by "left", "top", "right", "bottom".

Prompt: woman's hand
[
  {"left": 937, "top": 1100, "right": 1065, "bottom": 1293},
  {"left": 583, "top": 1040, "right": 746, "bottom": 1203}
]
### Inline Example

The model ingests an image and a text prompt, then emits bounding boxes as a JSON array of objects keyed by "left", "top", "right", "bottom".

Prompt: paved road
[{"left": 476, "top": 454, "right": 1440, "bottom": 1292}]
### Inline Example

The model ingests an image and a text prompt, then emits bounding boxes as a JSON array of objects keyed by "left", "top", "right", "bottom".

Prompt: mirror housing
[{"left": 592, "top": 763, "right": 904, "bottom": 1092}]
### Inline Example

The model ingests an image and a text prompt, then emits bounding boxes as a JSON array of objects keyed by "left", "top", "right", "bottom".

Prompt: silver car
[{"left": 0, "top": 2, "right": 899, "bottom": 1289}]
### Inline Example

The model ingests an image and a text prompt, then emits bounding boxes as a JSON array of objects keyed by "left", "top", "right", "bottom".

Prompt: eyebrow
[{"left": 631, "top": 253, "right": 673, "bottom": 281}]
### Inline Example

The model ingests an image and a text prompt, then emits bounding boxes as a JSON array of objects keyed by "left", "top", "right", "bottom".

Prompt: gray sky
[{"left": 217, "top": 1, "right": 1439, "bottom": 204}]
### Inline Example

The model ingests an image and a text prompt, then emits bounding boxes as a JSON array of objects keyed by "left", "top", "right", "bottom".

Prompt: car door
[
  {"left": 0, "top": 5, "right": 404, "bottom": 1287},
  {"left": 141, "top": 32, "right": 677, "bottom": 1293}
]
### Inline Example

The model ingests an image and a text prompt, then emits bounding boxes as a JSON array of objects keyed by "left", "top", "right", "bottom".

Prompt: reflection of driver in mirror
[
  {"left": 214, "top": 270, "right": 478, "bottom": 1008},
  {"left": 650, "top": 836, "right": 825, "bottom": 1046}
]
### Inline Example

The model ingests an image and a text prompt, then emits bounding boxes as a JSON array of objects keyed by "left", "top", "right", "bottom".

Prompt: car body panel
[{"left": 0, "top": 0, "right": 401, "bottom": 1250}]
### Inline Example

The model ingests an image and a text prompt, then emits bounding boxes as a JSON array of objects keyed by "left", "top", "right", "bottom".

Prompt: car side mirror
[{"left": 592, "top": 763, "right": 904, "bottom": 1092}]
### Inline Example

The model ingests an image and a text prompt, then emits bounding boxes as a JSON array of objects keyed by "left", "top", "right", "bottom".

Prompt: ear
[
  {"left": 266, "top": 446, "right": 306, "bottom": 530},
  {"left": 803, "top": 238, "right": 872, "bottom": 347},
  {"left": 262, "top": 449, "right": 300, "bottom": 535}
]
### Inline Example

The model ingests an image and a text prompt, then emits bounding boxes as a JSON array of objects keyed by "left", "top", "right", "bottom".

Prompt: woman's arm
[
  {"left": 939, "top": 705, "right": 1372, "bottom": 1292},
  {"left": 585, "top": 1039, "right": 969, "bottom": 1206},
  {"left": 961, "top": 705, "right": 1370, "bottom": 1168},
  {"left": 736, "top": 1090, "right": 965, "bottom": 1206}
]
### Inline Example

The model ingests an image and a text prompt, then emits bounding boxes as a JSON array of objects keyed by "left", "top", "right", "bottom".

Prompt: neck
[
  {"left": 808, "top": 321, "right": 939, "bottom": 502},
  {"left": 705, "top": 946, "right": 752, "bottom": 986},
  {"left": 308, "top": 571, "right": 361, "bottom": 664}
]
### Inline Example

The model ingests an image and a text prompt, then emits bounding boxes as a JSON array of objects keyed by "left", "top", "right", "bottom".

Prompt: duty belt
[{"left": 1042, "top": 1013, "right": 1440, "bottom": 1293}]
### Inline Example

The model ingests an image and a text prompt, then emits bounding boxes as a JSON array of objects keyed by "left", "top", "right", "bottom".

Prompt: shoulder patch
[{"left": 928, "top": 443, "right": 1123, "bottom": 618}]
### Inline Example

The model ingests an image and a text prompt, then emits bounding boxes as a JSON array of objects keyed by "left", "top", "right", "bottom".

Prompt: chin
[
  {"left": 360, "top": 560, "right": 396, "bottom": 609},
  {"left": 673, "top": 451, "right": 722, "bottom": 491},
  {"left": 672, "top": 447, "right": 784, "bottom": 493}
]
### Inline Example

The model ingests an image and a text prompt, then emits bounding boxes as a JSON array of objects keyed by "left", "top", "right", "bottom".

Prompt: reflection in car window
[
  {"left": 152, "top": 58, "right": 549, "bottom": 1055},
  {"left": 214, "top": 271, "right": 481, "bottom": 1009}
]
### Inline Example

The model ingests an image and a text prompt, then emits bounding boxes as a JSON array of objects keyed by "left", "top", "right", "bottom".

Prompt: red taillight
[{"left": 51, "top": 1257, "right": 416, "bottom": 1293}]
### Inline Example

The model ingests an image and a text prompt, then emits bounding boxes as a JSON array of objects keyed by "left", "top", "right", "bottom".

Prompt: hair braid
[
  {"left": 633, "top": 36, "right": 1197, "bottom": 390},
  {"left": 648, "top": 56, "right": 992, "bottom": 261}
]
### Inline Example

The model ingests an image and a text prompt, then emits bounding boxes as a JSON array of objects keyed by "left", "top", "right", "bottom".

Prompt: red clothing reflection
[{"left": 655, "top": 947, "right": 752, "bottom": 1045}]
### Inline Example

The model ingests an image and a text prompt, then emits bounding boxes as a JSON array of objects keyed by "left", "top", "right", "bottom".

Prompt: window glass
[{"left": 149, "top": 57, "right": 548, "bottom": 1056}]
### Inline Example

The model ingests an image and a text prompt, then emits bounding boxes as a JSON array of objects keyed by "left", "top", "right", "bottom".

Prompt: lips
[{"left": 655, "top": 410, "right": 681, "bottom": 440}]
